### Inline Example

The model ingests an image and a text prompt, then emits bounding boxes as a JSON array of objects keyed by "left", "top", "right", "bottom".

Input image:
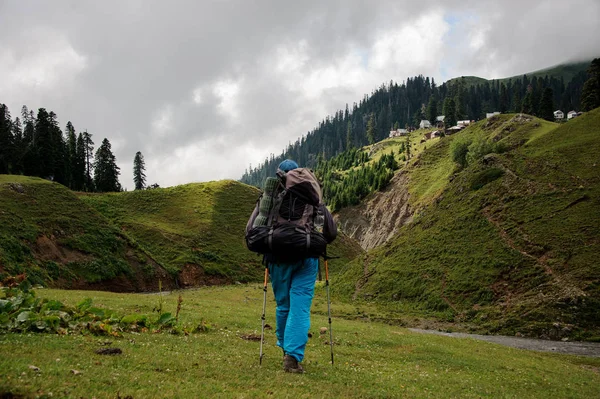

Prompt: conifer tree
[
  {"left": 65, "top": 122, "right": 77, "bottom": 188},
  {"left": 426, "top": 96, "right": 438, "bottom": 127},
  {"left": 82, "top": 131, "right": 95, "bottom": 191},
  {"left": 346, "top": 121, "right": 353, "bottom": 150},
  {"left": 0, "top": 104, "right": 12, "bottom": 174},
  {"left": 539, "top": 88, "right": 554, "bottom": 121},
  {"left": 74, "top": 133, "right": 86, "bottom": 191},
  {"left": 581, "top": 58, "right": 600, "bottom": 111},
  {"left": 133, "top": 151, "right": 146, "bottom": 190},
  {"left": 93, "top": 138, "right": 121, "bottom": 192},
  {"left": 366, "top": 114, "right": 376, "bottom": 145},
  {"left": 12, "top": 117, "right": 24, "bottom": 174},
  {"left": 442, "top": 97, "right": 457, "bottom": 128}
]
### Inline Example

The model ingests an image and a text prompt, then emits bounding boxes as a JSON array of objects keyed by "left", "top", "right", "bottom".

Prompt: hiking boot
[{"left": 283, "top": 355, "right": 304, "bottom": 374}]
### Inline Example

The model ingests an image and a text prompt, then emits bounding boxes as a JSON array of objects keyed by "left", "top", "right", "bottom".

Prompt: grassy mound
[
  {"left": 80, "top": 180, "right": 362, "bottom": 285},
  {"left": 0, "top": 175, "right": 161, "bottom": 288},
  {"left": 337, "top": 110, "right": 600, "bottom": 339}
]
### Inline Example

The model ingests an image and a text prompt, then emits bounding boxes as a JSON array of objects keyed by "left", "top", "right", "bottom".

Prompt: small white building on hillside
[
  {"left": 389, "top": 128, "right": 408, "bottom": 138},
  {"left": 554, "top": 110, "right": 564, "bottom": 120},
  {"left": 486, "top": 112, "right": 501, "bottom": 118},
  {"left": 419, "top": 120, "right": 431, "bottom": 129},
  {"left": 567, "top": 110, "right": 578, "bottom": 120},
  {"left": 457, "top": 120, "right": 472, "bottom": 127}
]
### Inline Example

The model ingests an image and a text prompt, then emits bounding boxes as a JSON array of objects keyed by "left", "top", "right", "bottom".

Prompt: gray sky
[{"left": 1, "top": 0, "right": 599, "bottom": 189}]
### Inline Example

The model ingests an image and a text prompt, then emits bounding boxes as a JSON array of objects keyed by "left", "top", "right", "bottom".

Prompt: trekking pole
[
  {"left": 325, "top": 258, "right": 334, "bottom": 365},
  {"left": 259, "top": 266, "right": 269, "bottom": 365}
]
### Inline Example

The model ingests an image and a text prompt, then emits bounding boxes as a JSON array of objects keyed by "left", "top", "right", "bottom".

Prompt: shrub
[
  {"left": 466, "top": 137, "right": 496, "bottom": 165},
  {"left": 450, "top": 138, "right": 471, "bottom": 169}
]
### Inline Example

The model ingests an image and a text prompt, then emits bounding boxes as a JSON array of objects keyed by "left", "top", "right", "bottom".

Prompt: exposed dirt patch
[
  {"left": 51, "top": 247, "right": 177, "bottom": 293},
  {"left": 32, "top": 235, "right": 91, "bottom": 264},
  {"left": 335, "top": 171, "right": 413, "bottom": 251},
  {"left": 240, "top": 333, "right": 261, "bottom": 341},
  {"left": 178, "top": 263, "right": 230, "bottom": 287}
]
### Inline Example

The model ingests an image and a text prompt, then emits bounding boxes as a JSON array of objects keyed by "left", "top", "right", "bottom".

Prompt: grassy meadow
[
  {"left": 1, "top": 284, "right": 599, "bottom": 399},
  {"left": 337, "top": 110, "right": 600, "bottom": 339}
]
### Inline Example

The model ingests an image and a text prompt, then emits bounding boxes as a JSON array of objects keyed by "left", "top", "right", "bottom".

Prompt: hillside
[
  {"left": 78, "top": 180, "right": 362, "bottom": 284},
  {"left": 334, "top": 109, "right": 600, "bottom": 339},
  {"left": 1, "top": 178, "right": 361, "bottom": 290},
  {"left": 242, "top": 59, "right": 593, "bottom": 188},
  {"left": 447, "top": 59, "right": 593, "bottom": 87},
  {"left": 0, "top": 175, "right": 171, "bottom": 291}
]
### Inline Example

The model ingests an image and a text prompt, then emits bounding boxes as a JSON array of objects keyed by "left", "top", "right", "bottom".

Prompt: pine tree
[
  {"left": 581, "top": 58, "right": 600, "bottom": 111},
  {"left": 539, "top": 88, "right": 554, "bottom": 121},
  {"left": 366, "top": 114, "right": 376, "bottom": 145},
  {"left": 93, "top": 138, "right": 121, "bottom": 192},
  {"left": 522, "top": 85, "right": 534, "bottom": 114},
  {"left": 442, "top": 97, "right": 457, "bottom": 128},
  {"left": 74, "top": 133, "right": 86, "bottom": 191},
  {"left": 133, "top": 151, "right": 146, "bottom": 190},
  {"left": 346, "top": 121, "right": 353, "bottom": 150},
  {"left": 34, "top": 108, "right": 53, "bottom": 178},
  {"left": 82, "top": 131, "right": 95, "bottom": 191},
  {"left": 0, "top": 104, "right": 13, "bottom": 174},
  {"left": 12, "top": 117, "right": 24, "bottom": 174},
  {"left": 426, "top": 96, "right": 438, "bottom": 127},
  {"left": 65, "top": 122, "right": 77, "bottom": 188}
]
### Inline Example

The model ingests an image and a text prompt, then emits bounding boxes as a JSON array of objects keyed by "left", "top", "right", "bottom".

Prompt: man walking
[{"left": 246, "top": 159, "right": 336, "bottom": 373}]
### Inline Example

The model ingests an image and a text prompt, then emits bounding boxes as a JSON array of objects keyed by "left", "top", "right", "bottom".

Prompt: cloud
[{"left": 0, "top": 0, "right": 598, "bottom": 190}]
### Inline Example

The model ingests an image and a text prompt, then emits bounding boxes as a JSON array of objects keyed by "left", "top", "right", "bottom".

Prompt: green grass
[
  {"left": 80, "top": 180, "right": 264, "bottom": 281},
  {"left": 80, "top": 180, "right": 362, "bottom": 284},
  {"left": 1, "top": 285, "right": 599, "bottom": 398},
  {"left": 336, "top": 110, "right": 600, "bottom": 339},
  {"left": 0, "top": 176, "right": 139, "bottom": 286},
  {"left": 1, "top": 174, "right": 361, "bottom": 290}
]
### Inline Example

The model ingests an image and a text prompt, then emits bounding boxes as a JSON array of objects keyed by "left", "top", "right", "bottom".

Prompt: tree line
[
  {"left": 0, "top": 103, "right": 148, "bottom": 192},
  {"left": 314, "top": 148, "right": 400, "bottom": 212},
  {"left": 241, "top": 59, "right": 599, "bottom": 188}
]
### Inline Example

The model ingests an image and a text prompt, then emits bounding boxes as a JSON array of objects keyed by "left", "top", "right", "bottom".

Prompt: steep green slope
[
  {"left": 0, "top": 176, "right": 361, "bottom": 290},
  {"left": 337, "top": 110, "right": 600, "bottom": 339},
  {"left": 80, "top": 180, "right": 362, "bottom": 285},
  {"left": 0, "top": 175, "right": 167, "bottom": 290},
  {"left": 79, "top": 180, "right": 264, "bottom": 285}
]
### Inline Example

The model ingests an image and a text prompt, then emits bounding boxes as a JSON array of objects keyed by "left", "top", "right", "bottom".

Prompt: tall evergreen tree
[
  {"left": 346, "top": 121, "right": 353, "bottom": 150},
  {"left": 65, "top": 122, "right": 77, "bottom": 188},
  {"left": 581, "top": 58, "right": 600, "bottom": 111},
  {"left": 11, "top": 117, "right": 24, "bottom": 174},
  {"left": 426, "top": 96, "right": 438, "bottom": 127},
  {"left": 539, "top": 87, "right": 554, "bottom": 121},
  {"left": 82, "top": 131, "right": 95, "bottom": 191},
  {"left": 34, "top": 108, "right": 53, "bottom": 178},
  {"left": 0, "top": 104, "right": 13, "bottom": 174},
  {"left": 74, "top": 133, "right": 86, "bottom": 191},
  {"left": 93, "top": 138, "right": 121, "bottom": 192},
  {"left": 49, "top": 112, "right": 67, "bottom": 185},
  {"left": 442, "top": 97, "right": 457, "bottom": 128},
  {"left": 522, "top": 85, "right": 534, "bottom": 114},
  {"left": 366, "top": 114, "right": 376, "bottom": 145},
  {"left": 133, "top": 151, "right": 146, "bottom": 190}
]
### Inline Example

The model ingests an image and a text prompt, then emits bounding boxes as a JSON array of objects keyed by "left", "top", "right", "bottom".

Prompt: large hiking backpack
[{"left": 246, "top": 168, "right": 327, "bottom": 261}]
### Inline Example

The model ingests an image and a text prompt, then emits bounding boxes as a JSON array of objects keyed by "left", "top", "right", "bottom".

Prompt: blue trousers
[{"left": 268, "top": 257, "right": 318, "bottom": 362}]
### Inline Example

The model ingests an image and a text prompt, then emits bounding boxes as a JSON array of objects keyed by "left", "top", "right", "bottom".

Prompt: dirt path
[{"left": 409, "top": 328, "right": 600, "bottom": 357}]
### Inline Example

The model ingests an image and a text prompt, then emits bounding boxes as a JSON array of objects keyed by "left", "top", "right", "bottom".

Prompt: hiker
[{"left": 246, "top": 159, "right": 337, "bottom": 373}]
